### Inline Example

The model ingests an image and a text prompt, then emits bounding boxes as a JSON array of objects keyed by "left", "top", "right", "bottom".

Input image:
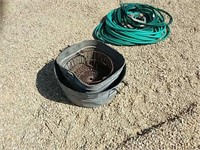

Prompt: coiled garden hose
[{"left": 93, "top": 3, "right": 173, "bottom": 46}]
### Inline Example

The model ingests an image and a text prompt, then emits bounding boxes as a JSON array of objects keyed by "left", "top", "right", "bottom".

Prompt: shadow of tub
[{"left": 36, "top": 60, "right": 74, "bottom": 105}]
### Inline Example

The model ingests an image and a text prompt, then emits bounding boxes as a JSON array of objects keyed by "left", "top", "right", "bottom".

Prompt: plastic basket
[{"left": 65, "top": 49, "right": 114, "bottom": 85}]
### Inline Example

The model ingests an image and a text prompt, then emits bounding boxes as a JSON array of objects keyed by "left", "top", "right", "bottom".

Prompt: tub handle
[{"left": 109, "top": 80, "right": 128, "bottom": 96}]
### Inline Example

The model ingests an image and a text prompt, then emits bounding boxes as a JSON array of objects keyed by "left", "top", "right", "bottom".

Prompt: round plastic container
[{"left": 54, "top": 61, "right": 126, "bottom": 108}]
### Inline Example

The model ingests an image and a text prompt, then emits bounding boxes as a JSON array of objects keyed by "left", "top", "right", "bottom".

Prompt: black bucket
[{"left": 54, "top": 61, "right": 126, "bottom": 108}]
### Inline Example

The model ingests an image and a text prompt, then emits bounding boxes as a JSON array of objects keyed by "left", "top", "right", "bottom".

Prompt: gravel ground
[{"left": 1, "top": 0, "right": 200, "bottom": 149}]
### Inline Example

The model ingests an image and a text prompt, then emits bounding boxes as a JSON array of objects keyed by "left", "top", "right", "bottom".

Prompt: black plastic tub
[
  {"left": 56, "top": 40, "right": 125, "bottom": 93},
  {"left": 54, "top": 61, "right": 126, "bottom": 108}
]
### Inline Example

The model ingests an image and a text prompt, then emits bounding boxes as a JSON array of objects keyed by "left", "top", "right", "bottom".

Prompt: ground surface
[{"left": 1, "top": 0, "right": 200, "bottom": 149}]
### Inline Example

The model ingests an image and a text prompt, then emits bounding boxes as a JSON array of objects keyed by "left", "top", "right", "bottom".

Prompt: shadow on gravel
[
  {"left": 36, "top": 60, "right": 74, "bottom": 106},
  {"left": 0, "top": 0, "right": 4, "bottom": 32}
]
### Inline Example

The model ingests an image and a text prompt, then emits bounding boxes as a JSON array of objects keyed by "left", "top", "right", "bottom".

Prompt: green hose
[{"left": 93, "top": 3, "right": 173, "bottom": 46}]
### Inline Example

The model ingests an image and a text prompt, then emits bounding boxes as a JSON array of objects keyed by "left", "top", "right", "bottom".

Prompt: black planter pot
[{"left": 54, "top": 61, "right": 126, "bottom": 108}]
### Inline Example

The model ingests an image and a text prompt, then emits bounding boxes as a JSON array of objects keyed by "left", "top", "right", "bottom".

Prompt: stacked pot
[{"left": 55, "top": 40, "right": 126, "bottom": 107}]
